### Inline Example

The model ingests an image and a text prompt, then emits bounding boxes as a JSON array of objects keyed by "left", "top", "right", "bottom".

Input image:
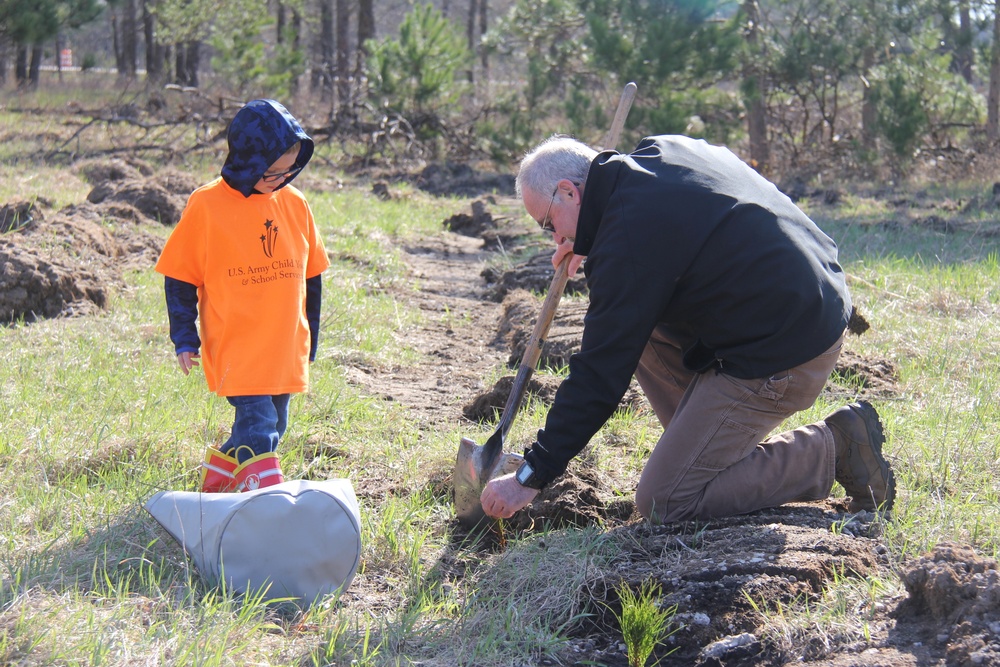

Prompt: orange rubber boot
[
  {"left": 234, "top": 452, "right": 285, "bottom": 492},
  {"left": 200, "top": 447, "right": 239, "bottom": 493}
]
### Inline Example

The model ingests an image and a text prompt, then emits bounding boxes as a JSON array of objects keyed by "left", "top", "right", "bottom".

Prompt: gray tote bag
[{"left": 145, "top": 479, "right": 362, "bottom": 606}]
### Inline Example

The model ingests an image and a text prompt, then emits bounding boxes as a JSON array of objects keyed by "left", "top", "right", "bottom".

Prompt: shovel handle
[
  {"left": 495, "top": 255, "right": 571, "bottom": 439},
  {"left": 480, "top": 82, "right": 638, "bottom": 471},
  {"left": 496, "top": 82, "right": 636, "bottom": 431},
  {"left": 601, "top": 81, "right": 637, "bottom": 151}
]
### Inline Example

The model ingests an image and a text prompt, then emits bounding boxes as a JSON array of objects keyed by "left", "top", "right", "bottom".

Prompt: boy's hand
[{"left": 177, "top": 351, "right": 201, "bottom": 375}]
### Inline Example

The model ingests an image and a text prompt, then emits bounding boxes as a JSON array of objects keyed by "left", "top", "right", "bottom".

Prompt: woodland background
[{"left": 3, "top": 0, "right": 1000, "bottom": 182}]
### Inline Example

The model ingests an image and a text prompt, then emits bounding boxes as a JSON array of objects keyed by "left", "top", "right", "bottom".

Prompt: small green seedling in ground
[{"left": 612, "top": 579, "right": 678, "bottom": 667}]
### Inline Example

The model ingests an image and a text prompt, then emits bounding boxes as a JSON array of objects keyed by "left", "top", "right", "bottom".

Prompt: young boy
[{"left": 156, "top": 99, "right": 330, "bottom": 493}]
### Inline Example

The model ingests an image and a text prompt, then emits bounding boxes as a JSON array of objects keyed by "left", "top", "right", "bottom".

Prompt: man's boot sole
[{"left": 846, "top": 401, "right": 896, "bottom": 513}]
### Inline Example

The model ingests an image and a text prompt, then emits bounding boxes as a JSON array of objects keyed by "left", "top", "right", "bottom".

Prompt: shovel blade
[{"left": 454, "top": 436, "right": 523, "bottom": 528}]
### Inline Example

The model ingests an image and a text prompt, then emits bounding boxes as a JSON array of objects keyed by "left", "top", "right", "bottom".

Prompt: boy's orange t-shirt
[{"left": 155, "top": 178, "right": 330, "bottom": 396}]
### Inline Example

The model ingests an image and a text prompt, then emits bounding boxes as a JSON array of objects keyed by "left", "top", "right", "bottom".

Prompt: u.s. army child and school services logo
[{"left": 226, "top": 218, "right": 305, "bottom": 286}]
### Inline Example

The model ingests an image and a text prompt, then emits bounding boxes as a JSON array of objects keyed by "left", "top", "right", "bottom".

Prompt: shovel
[
  {"left": 454, "top": 81, "right": 638, "bottom": 528},
  {"left": 454, "top": 255, "right": 572, "bottom": 527}
]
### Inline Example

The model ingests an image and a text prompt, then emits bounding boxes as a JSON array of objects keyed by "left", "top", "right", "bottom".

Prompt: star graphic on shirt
[{"left": 261, "top": 218, "right": 279, "bottom": 258}]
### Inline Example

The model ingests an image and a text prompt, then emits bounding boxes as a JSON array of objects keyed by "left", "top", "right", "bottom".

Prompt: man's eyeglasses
[
  {"left": 261, "top": 166, "right": 303, "bottom": 183},
  {"left": 537, "top": 185, "right": 558, "bottom": 233}
]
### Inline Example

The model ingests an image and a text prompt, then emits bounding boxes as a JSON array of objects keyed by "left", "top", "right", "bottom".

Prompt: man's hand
[
  {"left": 177, "top": 351, "right": 201, "bottom": 375},
  {"left": 552, "top": 239, "right": 585, "bottom": 276},
  {"left": 481, "top": 473, "right": 540, "bottom": 519}
]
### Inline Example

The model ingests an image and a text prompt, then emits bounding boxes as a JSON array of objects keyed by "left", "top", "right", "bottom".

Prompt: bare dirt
[
  {"left": 6, "top": 161, "right": 1000, "bottom": 666},
  {"left": 0, "top": 156, "right": 194, "bottom": 324}
]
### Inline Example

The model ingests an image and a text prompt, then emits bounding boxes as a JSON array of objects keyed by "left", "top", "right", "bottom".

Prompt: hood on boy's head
[{"left": 221, "top": 99, "right": 314, "bottom": 198}]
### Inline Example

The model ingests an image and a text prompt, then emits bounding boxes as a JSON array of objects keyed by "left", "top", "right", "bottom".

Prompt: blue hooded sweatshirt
[{"left": 221, "top": 98, "right": 315, "bottom": 198}]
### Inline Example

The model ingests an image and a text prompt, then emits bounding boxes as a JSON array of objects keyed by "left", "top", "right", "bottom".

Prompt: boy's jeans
[
  {"left": 222, "top": 394, "right": 291, "bottom": 464},
  {"left": 634, "top": 325, "right": 844, "bottom": 523}
]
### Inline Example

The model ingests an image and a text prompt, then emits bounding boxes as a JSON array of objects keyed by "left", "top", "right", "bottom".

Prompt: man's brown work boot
[{"left": 825, "top": 400, "right": 896, "bottom": 512}]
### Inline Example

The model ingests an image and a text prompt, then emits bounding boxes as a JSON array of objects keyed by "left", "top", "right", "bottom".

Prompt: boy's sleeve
[
  {"left": 306, "top": 274, "right": 322, "bottom": 362},
  {"left": 304, "top": 202, "right": 330, "bottom": 279},
  {"left": 164, "top": 276, "right": 201, "bottom": 354}
]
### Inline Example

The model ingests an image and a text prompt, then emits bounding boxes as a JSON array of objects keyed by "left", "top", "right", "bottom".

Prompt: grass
[
  {"left": 613, "top": 579, "right": 678, "bottom": 667},
  {"left": 4, "top": 89, "right": 1000, "bottom": 664}
]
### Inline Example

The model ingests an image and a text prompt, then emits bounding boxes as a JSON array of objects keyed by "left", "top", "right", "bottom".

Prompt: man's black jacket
[{"left": 524, "top": 135, "right": 852, "bottom": 486}]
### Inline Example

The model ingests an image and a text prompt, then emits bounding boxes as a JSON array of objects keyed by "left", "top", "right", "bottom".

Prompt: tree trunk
[
  {"left": 290, "top": 9, "right": 301, "bottom": 95},
  {"left": 143, "top": 0, "right": 165, "bottom": 84},
  {"left": 479, "top": 0, "right": 488, "bottom": 73},
  {"left": 313, "top": 0, "right": 335, "bottom": 98},
  {"left": 466, "top": 0, "right": 479, "bottom": 82},
  {"left": 987, "top": 1, "right": 1000, "bottom": 140},
  {"left": 112, "top": 11, "right": 125, "bottom": 75},
  {"left": 957, "top": 0, "right": 973, "bottom": 83},
  {"left": 0, "top": 44, "right": 8, "bottom": 86},
  {"left": 56, "top": 34, "right": 64, "bottom": 83},
  {"left": 15, "top": 45, "right": 28, "bottom": 88},
  {"left": 741, "top": 0, "right": 769, "bottom": 173},
  {"left": 176, "top": 41, "right": 199, "bottom": 87},
  {"left": 120, "top": 0, "right": 138, "bottom": 79},
  {"left": 356, "top": 0, "right": 374, "bottom": 80},
  {"left": 28, "top": 44, "right": 42, "bottom": 89},
  {"left": 276, "top": 2, "right": 286, "bottom": 45},
  {"left": 336, "top": 0, "right": 351, "bottom": 108},
  {"left": 861, "top": 45, "right": 876, "bottom": 143},
  {"left": 163, "top": 44, "right": 174, "bottom": 84},
  {"left": 184, "top": 41, "right": 200, "bottom": 87},
  {"left": 175, "top": 45, "right": 186, "bottom": 85}
]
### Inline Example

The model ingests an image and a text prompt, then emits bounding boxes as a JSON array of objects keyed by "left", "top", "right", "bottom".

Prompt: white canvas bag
[{"left": 144, "top": 479, "right": 361, "bottom": 605}]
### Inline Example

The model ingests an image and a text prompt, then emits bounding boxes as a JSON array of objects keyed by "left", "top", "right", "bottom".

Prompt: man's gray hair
[{"left": 516, "top": 135, "right": 598, "bottom": 198}]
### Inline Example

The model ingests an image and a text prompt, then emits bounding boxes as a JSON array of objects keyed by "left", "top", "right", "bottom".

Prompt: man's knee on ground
[
  {"left": 635, "top": 485, "right": 675, "bottom": 524},
  {"left": 636, "top": 482, "right": 702, "bottom": 523}
]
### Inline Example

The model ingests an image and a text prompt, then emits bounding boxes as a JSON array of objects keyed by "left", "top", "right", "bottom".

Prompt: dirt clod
[
  {"left": 832, "top": 348, "right": 901, "bottom": 398},
  {"left": 86, "top": 180, "right": 186, "bottom": 226},
  {"left": 461, "top": 374, "right": 559, "bottom": 423},
  {"left": 0, "top": 199, "right": 40, "bottom": 233},
  {"left": 416, "top": 162, "right": 515, "bottom": 197}
]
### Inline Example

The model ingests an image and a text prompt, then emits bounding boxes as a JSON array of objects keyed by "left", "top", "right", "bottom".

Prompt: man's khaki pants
[{"left": 634, "top": 326, "right": 844, "bottom": 523}]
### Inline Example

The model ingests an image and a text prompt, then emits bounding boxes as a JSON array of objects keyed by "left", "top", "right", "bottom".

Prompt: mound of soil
[
  {"left": 897, "top": 543, "right": 1000, "bottom": 666},
  {"left": 579, "top": 501, "right": 892, "bottom": 666},
  {"left": 481, "top": 250, "right": 589, "bottom": 302},
  {"left": 84, "top": 164, "right": 195, "bottom": 226},
  {"left": 0, "top": 158, "right": 176, "bottom": 323},
  {"left": 0, "top": 239, "right": 107, "bottom": 321},
  {"left": 444, "top": 197, "right": 528, "bottom": 251}
]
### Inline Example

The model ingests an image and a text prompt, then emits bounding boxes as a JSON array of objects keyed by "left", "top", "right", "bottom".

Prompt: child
[{"left": 156, "top": 99, "right": 330, "bottom": 493}]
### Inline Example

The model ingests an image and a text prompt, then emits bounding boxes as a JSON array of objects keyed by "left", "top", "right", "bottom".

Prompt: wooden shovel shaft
[
  {"left": 602, "top": 82, "right": 637, "bottom": 151},
  {"left": 495, "top": 255, "right": 571, "bottom": 439},
  {"left": 477, "top": 81, "right": 638, "bottom": 481},
  {"left": 498, "top": 80, "right": 637, "bottom": 434}
]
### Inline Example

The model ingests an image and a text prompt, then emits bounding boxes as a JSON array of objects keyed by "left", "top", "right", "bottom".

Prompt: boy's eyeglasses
[{"left": 261, "top": 166, "right": 303, "bottom": 183}]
